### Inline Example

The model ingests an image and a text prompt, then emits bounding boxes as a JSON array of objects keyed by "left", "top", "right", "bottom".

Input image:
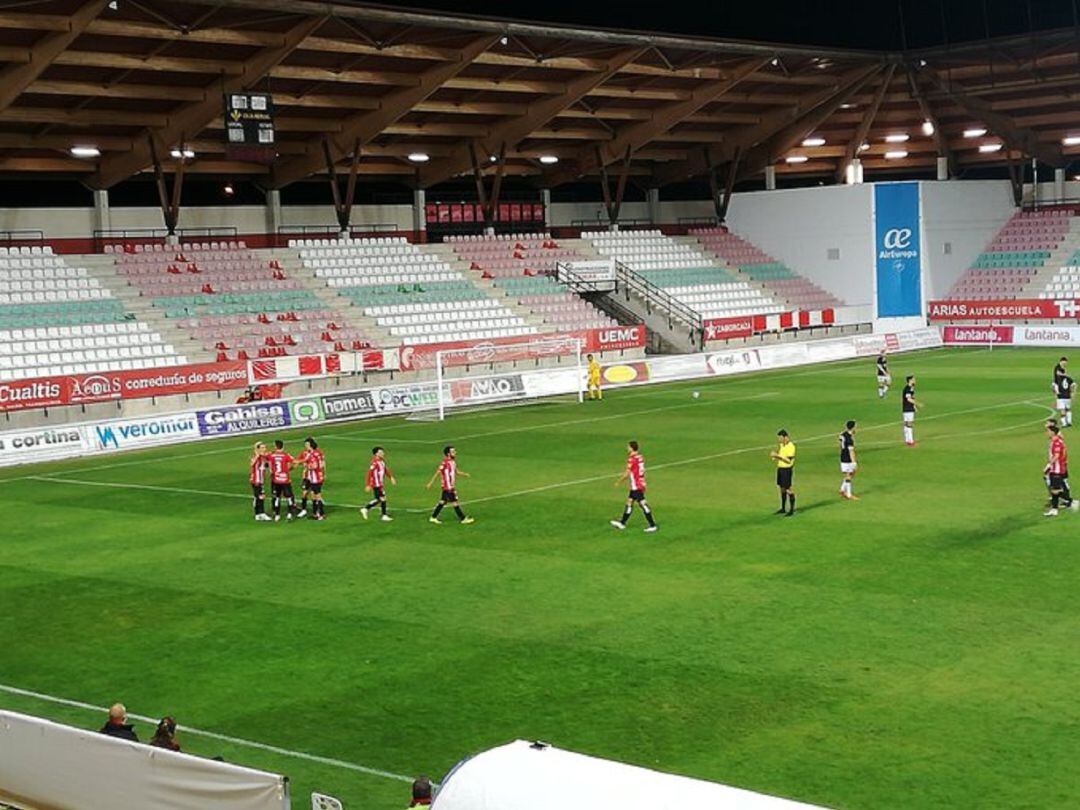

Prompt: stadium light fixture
[
  {"left": 785, "top": 155, "right": 809, "bottom": 164},
  {"left": 839, "top": 103, "right": 855, "bottom": 109},
  {"left": 223, "top": 183, "right": 235, "bottom": 196},
  {"left": 884, "top": 133, "right": 909, "bottom": 143},
  {"left": 884, "top": 150, "right": 908, "bottom": 159},
  {"left": 407, "top": 152, "right": 430, "bottom": 163},
  {"left": 538, "top": 155, "right": 559, "bottom": 165},
  {"left": 1062, "top": 136, "right": 1080, "bottom": 146},
  {"left": 979, "top": 143, "right": 1003, "bottom": 153},
  {"left": 69, "top": 146, "right": 100, "bottom": 158},
  {"left": 858, "top": 142, "right": 870, "bottom": 152},
  {"left": 963, "top": 128, "right": 987, "bottom": 138},
  {"left": 801, "top": 137, "right": 826, "bottom": 147},
  {"left": 170, "top": 148, "right": 195, "bottom": 159},
  {"left": 921, "top": 120, "right": 935, "bottom": 136}
]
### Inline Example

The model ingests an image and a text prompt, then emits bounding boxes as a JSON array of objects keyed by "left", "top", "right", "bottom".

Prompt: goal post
[{"left": 420, "top": 337, "right": 586, "bottom": 421}]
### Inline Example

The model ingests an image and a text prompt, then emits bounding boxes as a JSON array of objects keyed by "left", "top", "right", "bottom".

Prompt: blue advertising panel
[
  {"left": 197, "top": 401, "right": 290, "bottom": 436},
  {"left": 874, "top": 182, "right": 922, "bottom": 317}
]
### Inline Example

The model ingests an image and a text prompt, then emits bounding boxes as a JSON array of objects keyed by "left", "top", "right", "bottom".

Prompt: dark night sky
[{"left": 369, "top": 0, "right": 1079, "bottom": 50}]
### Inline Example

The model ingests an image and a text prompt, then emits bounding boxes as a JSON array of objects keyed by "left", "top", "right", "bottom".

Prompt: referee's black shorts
[{"left": 776, "top": 467, "right": 794, "bottom": 489}]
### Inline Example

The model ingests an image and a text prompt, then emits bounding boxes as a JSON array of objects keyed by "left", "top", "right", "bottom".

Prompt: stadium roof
[{"left": 1, "top": 0, "right": 1078, "bottom": 190}]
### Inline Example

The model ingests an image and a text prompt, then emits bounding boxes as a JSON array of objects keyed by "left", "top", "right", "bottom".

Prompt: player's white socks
[
  {"left": 903, "top": 426, "right": 914, "bottom": 444},
  {"left": 840, "top": 480, "right": 852, "bottom": 496}
]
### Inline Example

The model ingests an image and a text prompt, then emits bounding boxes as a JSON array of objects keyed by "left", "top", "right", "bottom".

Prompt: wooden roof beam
[
  {"left": 921, "top": 66, "right": 1065, "bottom": 168},
  {"left": 546, "top": 55, "right": 771, "bottom": 186},
  {"left": 905, "top": 64, "right": 953, "bottom": 174},
  {"left": 735, "top": 66, "right": 883, "bottom": 182},
  {"left": 652, "top": 62, "right": 882, "bottom": 186},
  {"left": 418, "top": 46, "right": 645, "bottom": 188},
  {"left": 835, "top": 63, "right": 895, "bottom": 182},
  {"left": 268, "top": 33, "right": 499, "bottom": 189},
  {"left": 89, "top": 14, "right": 327, "bottom": 189},
  {"left": 0, "top": 0, "right": 110, "bottom": 114}
]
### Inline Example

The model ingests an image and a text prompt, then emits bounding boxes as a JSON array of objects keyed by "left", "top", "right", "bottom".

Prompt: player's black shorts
[
  {"left": 628, "top": 489, "right": 645, "bottom": 501},
  {"left": 272, "top": 482, "right": 294, "bottom": 500},
  {"left": 301, "top": 477, "right": 311, "bottom": 490},
  {"left": 1049, "top": 474, "right": 1069, "bottom": 491},
  {"left": 307, "top": 482, "right": 322, "bottom": 494},
  {"left": 371, "top": 486, "right": 386, "bottom": 499},
  {"left": 251, "top": 484, "right": 264, "bottom": 499},
  {"left": 776, "top": 467, "right": 794, "bottom": 489},
  {"left": 441, "top": 488, "right": 458, "bottom": 502}
]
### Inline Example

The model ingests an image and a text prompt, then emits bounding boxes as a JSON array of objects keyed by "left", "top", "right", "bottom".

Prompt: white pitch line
[
  {"left": 29, "top": 396, "right": 1048, "bottom": 513},
  {"left": 0, "top": 682, "right": 414, "bottom": 784},
  {"left": 29, "top": 476, "right": 367, "bottom": 510},
  {"left": 330, "top": 392, "right": 780, "bottom": 445},
  {"left": 391, "top": 396, "right": 1049, "bottom": 511}
]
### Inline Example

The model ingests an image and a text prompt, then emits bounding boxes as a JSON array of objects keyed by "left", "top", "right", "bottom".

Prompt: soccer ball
[{"left": 692, "top": 391, "right": 700, "bottom": 399}]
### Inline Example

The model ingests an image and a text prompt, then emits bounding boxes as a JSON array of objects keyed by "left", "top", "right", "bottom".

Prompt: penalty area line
[{"left": 0, "top": 682, "right": 415, "bottom": 784}]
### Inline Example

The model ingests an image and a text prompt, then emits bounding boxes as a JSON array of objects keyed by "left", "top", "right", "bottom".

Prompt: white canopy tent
[{"left": 431, "top": 740, "right": 828, "bottom": 810}]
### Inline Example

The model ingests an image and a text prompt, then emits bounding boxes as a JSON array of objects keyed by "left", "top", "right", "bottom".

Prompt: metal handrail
[
  {"left": 277, "top": 223, "right": 399, "bottom": 235},
  {"left": 570, "top": 218, "right": 654, "bottom": 229},
  {"left": 614, "top": 260, "right": 703, "bottom": 335},
  {"left": 0, "top": 229, "right": 45, "bottom": 245},
  {"left": 1021, "top": 198, "right": 1080, "bottom": 213}
]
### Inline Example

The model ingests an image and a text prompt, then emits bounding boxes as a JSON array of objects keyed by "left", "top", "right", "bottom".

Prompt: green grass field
[{"left": 4, "top": 346, "right": 1080, "bottom": 810}]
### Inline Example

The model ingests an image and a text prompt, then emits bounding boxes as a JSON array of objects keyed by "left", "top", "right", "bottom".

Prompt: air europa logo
[{"left": 882, "top": 228, "right": 912, "bottom": 250}]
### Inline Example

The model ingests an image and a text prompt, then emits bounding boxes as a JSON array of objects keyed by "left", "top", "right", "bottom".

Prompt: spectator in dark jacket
[
  {"left": 99, "top": 703, "right": 138, "bottom": 742},
  {"left": 149, "top": 716, "right": 180, "bottom": 751},
  {"left": 408, "top": 776, "right": 433, "bottom": 807}
]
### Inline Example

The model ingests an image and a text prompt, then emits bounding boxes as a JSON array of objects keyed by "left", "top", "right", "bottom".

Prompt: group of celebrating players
[{"left": 248, "top": 439, "right": 476, "bottom": 525}]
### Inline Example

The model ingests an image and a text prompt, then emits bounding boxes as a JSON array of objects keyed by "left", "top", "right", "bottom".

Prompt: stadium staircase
[{"left": 946, "top": 208, "right": 1080, "bottom": 300}]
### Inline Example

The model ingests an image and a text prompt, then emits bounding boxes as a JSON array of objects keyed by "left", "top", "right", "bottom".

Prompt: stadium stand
[
  {"left": 946, "top": 209, "right": 1080, "bottom": 300},
  {"left": 445, "top": 233, "right": 619, "bottom": 332},
  {"left": 582, "top": 229, "right": 786, "bottom": 319},
  {"left": 114, "top": 242, "right": 368, "bottom": 360},
  {"left": 0, "top": 246, "right": 185, "bottom": 381},
  {"left": 293, "top": 235, "right": 619, "bottom": 346},
  {"left": 690, "top": 227, "right": 843, "bottom": 310},
  {"left": 293, "top": 237, "right": 540, "bottom": 345}
]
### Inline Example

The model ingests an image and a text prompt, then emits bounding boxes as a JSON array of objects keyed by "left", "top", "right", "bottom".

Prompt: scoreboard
[{"left": 224, "top": 92, "right": 276, "bottom": 162}]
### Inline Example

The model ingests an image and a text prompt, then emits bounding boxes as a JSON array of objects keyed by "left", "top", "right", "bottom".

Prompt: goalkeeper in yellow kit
[{"left": 587, "top": 353, "right": 603, "bottom": 400}]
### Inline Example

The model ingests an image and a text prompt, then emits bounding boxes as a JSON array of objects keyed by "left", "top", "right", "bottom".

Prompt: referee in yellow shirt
[
  {"left": 586, "top": 353, "right": 602, "bottom": 401},
  {"left": 769, "top": 428, "right": 796, "bottom": 516}
]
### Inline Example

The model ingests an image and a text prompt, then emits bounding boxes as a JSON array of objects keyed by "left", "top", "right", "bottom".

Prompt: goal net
[{"left": 406, "top": 337, "right": 585, "bottom": 421}]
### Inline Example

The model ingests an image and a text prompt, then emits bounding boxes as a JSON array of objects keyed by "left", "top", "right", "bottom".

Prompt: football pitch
[{"left": 4, "top": 346, "right": 1080, "bottom": 810}]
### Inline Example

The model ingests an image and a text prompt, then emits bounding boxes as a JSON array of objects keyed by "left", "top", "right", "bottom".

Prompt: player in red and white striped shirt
[
  {"left": 426, "top": 445, "right": 474, "bottom": 525},
  {"left": 1044, "top": 424, "right": 1077, "bottom": 516},
  {"left": 266, "top": 440, "right": 297, "bottom": 522},
  {"left": 249, "top": 441, "right": 271, "bottom": 522},
  {"left": 611, "top": 440, "right": 657, "bottom": 532},
  {"left": 361, "top": 446, "right": 396, "bottom": 522},
  {"left": 299, "top": 437, "right": 327, "bottom": 521}
]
